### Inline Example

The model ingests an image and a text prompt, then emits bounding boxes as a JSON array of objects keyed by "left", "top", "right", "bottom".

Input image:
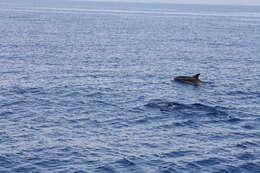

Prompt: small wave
[
  {"left": 12, "top": 165, "right": 40, "bottom": 173},
  {"left": 185, "top": 162, "right": 202, "bottom": 172},
  {"left": 0, "top": 156, "right": 14, "bottom": 169},
  {"left": 34, "top": 158, "right": 70, "bottom": 168},
  {"left": 239, "top": 162, "right": 260, "bottom": 172},
  {"left": 114, "top": 158, "right": 136, "bottom": 167},
  {"left": 61, "top": 91, "right": 82, "bottom": 97},
  {"left": 237, "top": 152, "right": 256, "bottom": 161},
  {"left": 160, "top": 120, "right": 198, "bottom": 129},
  {"left": 10, "top": 86, "right": 45, "bottom": 95},
  {"left": 225, "top": 117, "right": 244, "bottom": 124},
  {"left": 195, "top": 158, "right": 224, "bottom": 167},
  {"left": 96, "top": 165, "right": 116, "bottom": 173},
  {"left": 86, "top": 92, "right": 105, "bottom": 97},
  {"left": 242, "top": 124, "right": 256, "bottom": 130},
  {"left": 159, "top": 166, "right": 177, "bottom": 173},
  {"left": 174, "top": 120, "right": 197, "bottom": 127},
  {"left": 227, "top": 90, "right": 260, "bottom": 98},
  {"left": 235, "top": 141, "right": 259, "bottom": 149},
  {"left": 159, "top": 150, "right": 193, "bottom": 158},
  {"left": 0, "top": 111, "right": 14, "bottom": 117},
  {"left": 210, "top": 164, "right": 248, "bottom": 173},
  {"left": 1, "top": 100, "right": 28, "bottom": 107}
]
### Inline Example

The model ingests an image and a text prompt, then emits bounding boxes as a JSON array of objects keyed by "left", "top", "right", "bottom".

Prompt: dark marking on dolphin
[{"left": 174, "top": 73, "right": 204, "bottom": 86}]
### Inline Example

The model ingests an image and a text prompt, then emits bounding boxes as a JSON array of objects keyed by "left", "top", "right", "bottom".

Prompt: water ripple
[{"left": 0, "top": 1, "right": 259, "bottom": 172}]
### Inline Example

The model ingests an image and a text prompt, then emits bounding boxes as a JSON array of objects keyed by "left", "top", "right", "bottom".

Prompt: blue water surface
[{"left": 0, "top": 0, "right": 260, "bottom": 172}]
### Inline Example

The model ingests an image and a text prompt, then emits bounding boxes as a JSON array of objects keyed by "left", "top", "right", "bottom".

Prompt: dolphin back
[{"left": 174, "top": 73, "right": 203, "bottom": 86}]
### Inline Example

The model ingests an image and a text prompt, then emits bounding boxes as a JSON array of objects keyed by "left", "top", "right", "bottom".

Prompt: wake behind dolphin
[{"left": 174, "top": 73, "right": 204, "bottom": 86}]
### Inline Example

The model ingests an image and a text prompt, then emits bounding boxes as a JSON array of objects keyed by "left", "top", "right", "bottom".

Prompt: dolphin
[{"left": 174, "top": 73, "right": 204, "bottom": 86}]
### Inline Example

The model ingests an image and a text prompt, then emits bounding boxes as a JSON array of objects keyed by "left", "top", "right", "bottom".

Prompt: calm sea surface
[{"left": 0, "top": 0, "right": 260, "bottom": 172}]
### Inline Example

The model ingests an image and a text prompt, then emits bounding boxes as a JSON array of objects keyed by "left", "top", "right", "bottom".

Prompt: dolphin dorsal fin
[{"left": 193, "top": 73, "right": 200, "bottom": 79}]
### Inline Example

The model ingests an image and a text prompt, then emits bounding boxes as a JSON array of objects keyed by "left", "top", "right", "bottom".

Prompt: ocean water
[{"left": 0, "top": 0, "right": 260, "bottom": 172}]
